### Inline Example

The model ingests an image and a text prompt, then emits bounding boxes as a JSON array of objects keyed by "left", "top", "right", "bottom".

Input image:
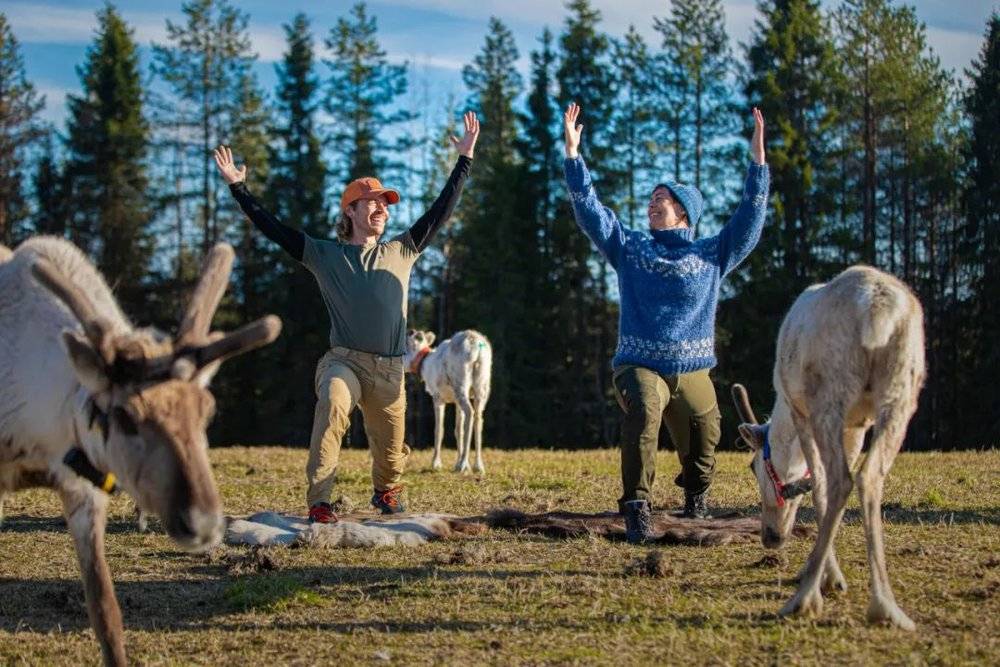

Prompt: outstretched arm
[
  {"left": 717, "top": 108, "right": 770, "bottom": 276},
  {"left": 562, "top": 102, "right": 625, "bottom": 265},
  {"left": 214, "top": 145, "right": 306, "bottom": 261},
  {"left": 407, "top": 111, "right": 479, "bottom": 252}
]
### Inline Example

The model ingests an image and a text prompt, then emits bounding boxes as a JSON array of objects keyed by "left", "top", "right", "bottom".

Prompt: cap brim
[{"left": 364, "top": 188, "right": 400, "bottom": 205}]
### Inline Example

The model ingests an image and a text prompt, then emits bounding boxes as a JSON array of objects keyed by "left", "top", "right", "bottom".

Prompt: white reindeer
[
  {"left": 0, "top": 236, "right": 280, "bottom": 666},
  {"left": 404, "top": 329, "right": 492, "bottom": 473},
  {"left": 733, "top": 265, "right": 925, "bottom": 630}
]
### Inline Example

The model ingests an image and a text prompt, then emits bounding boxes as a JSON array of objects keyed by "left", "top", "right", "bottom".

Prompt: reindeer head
[
  {"left": 33, "top": 244, "right": 281, "bottom": 552},
  {"left": 732, "top": 384, "right": 809, "bottom": 549},
  {"left": 403, "top": 329, "right": 436, "bottom": 373}
]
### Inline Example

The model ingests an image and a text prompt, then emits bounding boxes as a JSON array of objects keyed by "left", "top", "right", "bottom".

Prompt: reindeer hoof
[
  {"left": 431, "top": 459, "right": 443, "bottom": 471},
  {"left": 779, "top": 587, "right": 824, "bottom": 619},
  {"left": 867, "top": 599, "right": 915, "bottom": 631},
  {"left": 474, "top": 463, "right": 485, "bottom": 474},
  {"left": 821, "top": 568, "right": 848, "bottom": 596}
]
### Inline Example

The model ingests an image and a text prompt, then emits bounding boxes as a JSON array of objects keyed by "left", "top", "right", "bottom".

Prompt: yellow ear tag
[{"left": 101, "top": 473, "right": 117, "bottom": 494}]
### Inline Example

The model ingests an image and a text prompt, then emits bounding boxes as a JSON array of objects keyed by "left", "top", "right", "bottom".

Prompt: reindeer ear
[
  {"left": 62, "top": 331, "right": 110, "bottom": 393},
  {"left": 738, "top": 423, "right": 766, "bottom": 451},
  {"left": 425, "top": 332, "right": 436, "bottom": 346}
]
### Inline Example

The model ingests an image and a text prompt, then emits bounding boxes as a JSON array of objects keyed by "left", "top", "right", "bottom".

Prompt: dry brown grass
[{"left": 1, "top": 447, "right": 998, "bottom": 665}]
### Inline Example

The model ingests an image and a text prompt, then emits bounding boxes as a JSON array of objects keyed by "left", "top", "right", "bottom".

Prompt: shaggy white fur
[{"left": 225, "top": 512, "right": 463, "bottom": 548}]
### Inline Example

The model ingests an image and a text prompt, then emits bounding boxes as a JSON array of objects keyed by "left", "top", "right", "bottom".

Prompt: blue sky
[{"left": 7, "top": 0, "right": 998, "bottom": 126}]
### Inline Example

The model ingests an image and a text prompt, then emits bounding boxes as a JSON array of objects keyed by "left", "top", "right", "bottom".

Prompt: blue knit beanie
[{"left": 654, "top": 182, "right": 704, "bottom": 227}]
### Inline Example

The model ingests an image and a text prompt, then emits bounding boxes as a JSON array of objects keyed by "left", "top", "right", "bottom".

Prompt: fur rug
[{"left": 225, "top": 508, "right": 811, "bottom": 548}]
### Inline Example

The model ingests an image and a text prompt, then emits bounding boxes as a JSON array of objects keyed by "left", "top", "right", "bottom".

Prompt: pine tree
[
  {"left": 718, "top": 0, "right": 841, "bottom": 432},
  {"left": 454, "top": 17, "right": 539, "bottom": 444},
  {"left": 324, "top": 2, "right": 412, "bottom": 185},
  {"left": 609, "top": 25, "right": 658, "bottom": 229},
  {"left": 964, "top": 13, "right": 1000, "bottom": 443},
  {"left": 152, "top": 0, "right": 255, "bottom": 254},
  {"left": 654, "top": 0, "right": 739, "bottom": 234},
  {"left": 0, "top": 13, "right": 45, "bottom": 245},
  {"left": 265, "top": 13, "right": 331, "bottom": 445},
  {"left": 555, "top": 0, "right": 618, "bottom": 445},
  {"left": 32, "top": 130, "right": 68, "bottom": 237},
  {"left": 63, "top": 5, "right": 152, "bottom": 315}
]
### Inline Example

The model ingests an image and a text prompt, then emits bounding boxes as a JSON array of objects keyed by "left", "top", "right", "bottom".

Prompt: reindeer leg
[
  {"left": 454, "top": 397, "right": 474, "bottom": 474},
  {"left": 453, "top": 403, "right": 468, "bottom": 473},
  {"left": 781, "top": 405, "right": 852, "bottom": 620},
  {"left": 857, "top": 404, "right": 915, "bottom": 630},
  {"left": 60, "top": 486, "right": 126, "bottom": 667},
  {"left": 431, "top": 400, "right": 445, "bottom": 471},
  {"left": 795, "top": 424, "right": 848, "bottom": 596},
  {"left": 472, "top": 402, "right": 485, "bottom": 474}
]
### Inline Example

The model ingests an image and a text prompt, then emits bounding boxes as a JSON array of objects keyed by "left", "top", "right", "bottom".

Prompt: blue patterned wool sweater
[{"left": 564, "top": 157, "right": 770, "bottom": 376}]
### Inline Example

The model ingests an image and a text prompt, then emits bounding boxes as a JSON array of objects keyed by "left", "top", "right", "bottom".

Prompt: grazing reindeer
[
  {"left": 733, "top": 265, "right": 925, "bottom": 630},
  {"left": 404, "top": 329, "right": 492, "bottom": 473},
  {"left": 0, "top": 236, "right": 281, "bottom": 666}
]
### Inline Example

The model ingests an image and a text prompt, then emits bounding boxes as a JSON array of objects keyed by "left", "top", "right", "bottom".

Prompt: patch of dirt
[
  {"left": 963, "top": 580, "right": 999, "bottom": 601},
  {"left": 430, "top": 544, "right": 509, "bottom": 566},
  {"left": 982, "top": 556, "right": 1000, "bottom": 569},
  {"left": 624, "top": 550, "right": 678, "bottom": 578},
  {"left": 897, "top": 544, "right": 934, "bottom": 557},
  {"left": 751, "top": 552, "right": 786, "bottom": 568},
  {"left": 207, "top": 545, "right": 283, "bottom": 575}
]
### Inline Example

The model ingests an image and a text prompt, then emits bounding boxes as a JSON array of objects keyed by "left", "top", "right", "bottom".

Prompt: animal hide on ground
[{"left": 225, "top": 509, "right": 812, "bottom": 548}]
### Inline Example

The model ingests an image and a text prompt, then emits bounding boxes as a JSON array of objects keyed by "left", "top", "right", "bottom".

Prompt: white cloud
[{"left": 6, "top": 2, "right": 287, "bottom": 62}]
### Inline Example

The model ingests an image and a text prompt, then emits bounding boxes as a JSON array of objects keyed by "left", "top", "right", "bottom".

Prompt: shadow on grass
[
  {"left": 0, "top": 514, "right": 140, "bottom": 535},
  {"left": 0, "top": 564, "right": 550, "bottom": 633},
  {"left": 718, "top": 504, "right": 999, "bottom": 526}
]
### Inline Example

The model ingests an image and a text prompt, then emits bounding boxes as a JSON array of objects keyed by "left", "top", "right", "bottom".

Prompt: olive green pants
[
  {"left": 306, "top": 347, "right": 409, "bottom": 507},
  {"left": 612, "top": 366, "right": 722, "bottom": 509}
]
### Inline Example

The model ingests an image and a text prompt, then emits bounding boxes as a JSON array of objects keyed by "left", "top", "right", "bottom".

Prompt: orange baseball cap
[{"left": 340, "top": 177, "right": 400, "bottom": 212}]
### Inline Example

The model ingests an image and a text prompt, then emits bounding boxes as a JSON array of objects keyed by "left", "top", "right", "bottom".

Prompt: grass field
[{"left": 1, "top": 447, "right": 998, "bottom": 666}]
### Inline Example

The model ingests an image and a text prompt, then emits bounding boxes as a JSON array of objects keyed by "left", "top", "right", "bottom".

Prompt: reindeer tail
[
  {"left": 465, "top": 330, "right": 493, "bottom": 387},
  {"left": 858, "top": 278, "right": 911, "bottom": 350}
]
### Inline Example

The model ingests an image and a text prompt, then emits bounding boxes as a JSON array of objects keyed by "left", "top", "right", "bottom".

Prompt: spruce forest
[{"left": 2, "top": 0, "right": 998, "bottom": 451}]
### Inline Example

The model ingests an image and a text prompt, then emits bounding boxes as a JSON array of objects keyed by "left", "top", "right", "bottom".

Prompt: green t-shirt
[{"left": 301, "top": 232, "right": 419, "bottom": 356}]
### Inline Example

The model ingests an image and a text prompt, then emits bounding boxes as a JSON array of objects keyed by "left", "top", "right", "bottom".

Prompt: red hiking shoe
[
  {"left": 371, "top": 485, "right": 406, "bottom": 514},
  {"left": 308, "top": 502, "right": 338, "bottom": 524}
]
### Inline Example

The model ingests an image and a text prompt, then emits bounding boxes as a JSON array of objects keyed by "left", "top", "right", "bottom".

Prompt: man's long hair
[{"left": 335, "top": 209, "right": 352, "bottom": 243}]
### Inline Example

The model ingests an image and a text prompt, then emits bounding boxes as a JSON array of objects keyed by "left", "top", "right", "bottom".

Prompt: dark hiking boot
[
  {"left": 683, "top": 491, "right": 710, "bottom": 519},
  {"left": 371, "top": 485, "right": 407, "bottom": 514},
  {"left": 623, "top": 499, "right": 653, "bottom": 544},
  {"left": 308, "top": 502, "right": 338, "bottom": 524}
]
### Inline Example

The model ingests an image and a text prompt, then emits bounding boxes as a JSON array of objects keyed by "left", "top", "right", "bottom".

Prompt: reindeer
[
  {"left": 732, "top": 265, "right": 925, "bottom": 630},
  {"left": 403, "top": 329, "right": 492, "bottom": 473},
  {"left": 0, "top": 236, "right": 281, "bottom": 666}
]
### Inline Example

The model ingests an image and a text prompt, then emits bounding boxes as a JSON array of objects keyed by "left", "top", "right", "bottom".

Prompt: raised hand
[
  {"left": 564, "top": 102, "right": 583, "bottom": 159},
  {"left": 751, "top": 107, "right": 766, "bottom": 165},
  {"left": 212, "top": 145, "right": 247, "bottom": 185},
  {"left": 450, "top": 111, "right": 480, "bottom": 159}
]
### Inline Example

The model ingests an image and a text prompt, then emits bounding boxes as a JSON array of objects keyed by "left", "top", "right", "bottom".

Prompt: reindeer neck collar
[
  {"left": 408, "top": 347, "right": 431, "bottom": 375},
  {"left": 761, "top": 425, "right": 812, "bottom": 508},
  {"left": 66, "top": 394, "right": 118, "bottom": 494}
]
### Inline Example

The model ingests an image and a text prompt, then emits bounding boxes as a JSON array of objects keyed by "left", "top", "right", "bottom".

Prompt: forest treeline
[{"left": 1, "top": 0, "right": 998, "bottom": 450}]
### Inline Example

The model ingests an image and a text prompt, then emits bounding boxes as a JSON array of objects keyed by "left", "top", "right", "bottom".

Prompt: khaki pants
[
  {"left": 612, "top": 366, "right": 722, "bottom": 509},
  {"left": 306, "top": 347, "right": 408, "bottom": 507}
]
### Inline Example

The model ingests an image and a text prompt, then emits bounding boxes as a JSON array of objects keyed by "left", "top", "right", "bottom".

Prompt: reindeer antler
[
  {"left": 177, "top": 243, "right": 234, "bottom": 346},
  {"left": 32, "top": 258, "right": 115, "bottom": 364},
  {"left": 191, "top": 315, "right": 282, "bottom": 369},
  {"left": 731, "top": 384, "right": 759, "bottom": 425}
]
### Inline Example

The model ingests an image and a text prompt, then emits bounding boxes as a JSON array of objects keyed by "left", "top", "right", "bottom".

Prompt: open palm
[
  {"left": 213, "top": 146, "right": 246, "bottom": 185},
  {"left": 450, "top": 111, "right": 481, "bottom": 159}
]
